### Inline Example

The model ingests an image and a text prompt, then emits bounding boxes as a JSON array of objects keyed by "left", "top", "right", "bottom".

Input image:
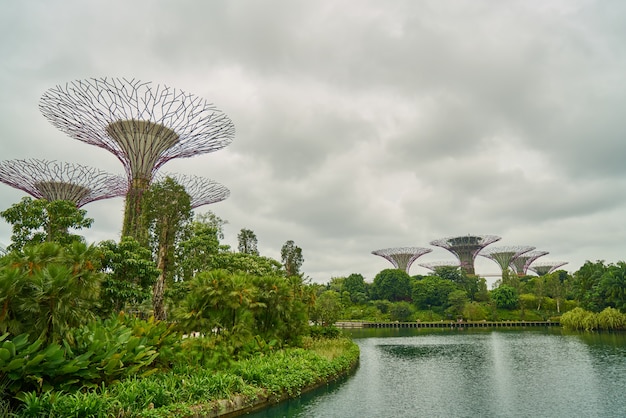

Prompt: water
[{"left": 246, "top": 328, "right": 626, "bottom": 418}]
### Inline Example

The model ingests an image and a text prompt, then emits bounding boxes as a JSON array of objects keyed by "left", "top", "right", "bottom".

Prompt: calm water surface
[{"left": 247, "top": 328, "right": 626, "bottom": 418}]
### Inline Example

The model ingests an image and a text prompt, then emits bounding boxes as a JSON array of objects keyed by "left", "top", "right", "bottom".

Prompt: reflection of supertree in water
[
  {"left": 528, "top": 261, "right": 568, "bottom": 276},
  {"left": 418, "top": 261, "right": 461, "bottom": 272},
  {"left": 479, "top": 246, "right": 535, "bottom": 275},
  {"left": 511, "top": 250, "right": 549, "bottom": 276},
  {"left": 430, "top": 234, "right": 501, "bottom": 275},
  {"left": 0, "top": 159, "right": 126, "bottom": 207},
  {"left": 154, "top": 173, "right": 230, "bottom": 209},
  {"left": 39, "top": 77, "right": 235, "bottom": 240},
  {"left": 372, "top": 247, "right": 433, "bottom": 274}
]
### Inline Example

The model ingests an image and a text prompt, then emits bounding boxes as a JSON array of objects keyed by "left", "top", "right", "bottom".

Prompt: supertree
[
  {"left": 418, "top": 261, "right": 461, "bottom": 272},
  {"left": 0, "top": 159, "right": 126, "bottom": 207},
  {"left": 154, "top": 173, "right": 230, "bottom": 209},
  {"left": 528, "top": 261, "right": 568, "bottom": 276},
  {"left": 430, "top": 234, "right": 501, "bottom": 275},
  {"left": 479, "top": 246, "right": 535, "bottom": 275},
  {"left": 371, "top": 247, "right": 433, "bottom": 274},
  {"left": 39, "top": 77, "right": 235, "bottom": 242},
  {"left": 510, "top": 250, "right": 549, "bottom": 276}
]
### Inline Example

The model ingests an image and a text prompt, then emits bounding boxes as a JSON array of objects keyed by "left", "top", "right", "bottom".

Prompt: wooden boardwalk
[{"left": 335, "top": 320, "right": 559, "bottom": 329}]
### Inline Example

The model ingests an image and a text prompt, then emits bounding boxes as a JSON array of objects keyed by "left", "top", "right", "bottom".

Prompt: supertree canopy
[
  {"left": 430, "top": 234, "right": 501, "bottom": 275},
  {"left": 479, "top": 245, "right": 535, "bottom": 274},
  {"left": 372, "top": 247, "right": 433, "bottom": 274},
  {"left": 511, "top": 250, "right": 549, "bottom": 276},
  {"left": 0, "top": 159, "right": 126, "bottom": 207},
  {"left": 528, "top": 261, "right": 568, "bottom": 276},
  {"left": 39, "top": 78, "right": 235, "bottom": 240},
  {"left": 418, "top": 261, "right": 461, "bottom": 272},
  {"left": 154, "top": 173, "right": 230, "bottom": 209}
]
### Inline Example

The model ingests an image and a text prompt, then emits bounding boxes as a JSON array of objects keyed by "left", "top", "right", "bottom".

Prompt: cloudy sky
[{"left": 1, "top": 0, "right": 625, "bottom": 285}]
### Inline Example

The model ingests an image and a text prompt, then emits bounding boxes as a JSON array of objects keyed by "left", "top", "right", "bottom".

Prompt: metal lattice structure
[
  {"left": 511, "top": 250, "right": 549, "bottom": 276},
  {"left": 0, "top": 244, "right": 6, "bottom": 256},
  {"left": 479, "top": 246, "right": 535, "bottom": 275},
  {"left": 430, "top": 234, "right": 501, "bottom": 275},
  {"left": 528, "top": 261, "right": 568, "bottom": 276},
  {"left": 0, "top": 159, "right": 126, "bottom": 207},
  {"left": 155, "top": 173, "right": 230, "bottom": 209},
  {"left": 418, "top": 261, "right": 461, "bottom": 272},
  {"left": 371, "top": 247, "right": 433, "bottom": 274},
  {"left": 39, "top": 77, "right": 235, "bottom": 240}
]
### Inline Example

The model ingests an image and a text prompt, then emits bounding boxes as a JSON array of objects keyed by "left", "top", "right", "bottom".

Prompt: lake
[{"left": 246, "top": 328, "right": 626, "bottom": 418}]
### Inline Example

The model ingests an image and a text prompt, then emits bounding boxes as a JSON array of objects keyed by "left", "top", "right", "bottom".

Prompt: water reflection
[{"left": 247, "top": 329, "right": 626, "bottom": 418}]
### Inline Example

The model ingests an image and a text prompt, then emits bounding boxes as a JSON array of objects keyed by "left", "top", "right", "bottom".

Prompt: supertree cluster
[
  {"left": 0, "top": 159, "right": 126, "bottom": 207},
  {"left": 528, "top": 261, "right": 568, "bottom": 276},
  {"left": 371, "top": 247, "right": 433, "bottom": 274},
  {"left": 39, "top": 77, "right": 235, "bottom": 240},
  {"left": 511, "top": 250, "right": 549, "bottom": 276},
  {"left": 479, "top": 245, "right": 535, "bottom": 274},
  {"left": 374, "top": 234, "right": 568, "bottom": 277},
  {"left": 429, "top": 235, "right": 501, "bottom": 275}
]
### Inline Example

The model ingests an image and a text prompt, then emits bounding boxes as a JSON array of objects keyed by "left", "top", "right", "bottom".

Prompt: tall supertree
[
  {"left": 154, "top": 173, "right": 230, "bottom": 209},
  {"left": 528, "top": 261, "right": 568, "bottom": 276},
  {"left": 418, "top": 261, "right": 461, "bottom": 272},
  {"left": 372, "top": 247, "right": 433, "bottom": 274},
  {"left": 511, "top": 250, "right": 549, "bottom": 276},
  {"left": 39, "top": 77, "right": 235, "bottom": 242},
  {"left": 479, "top": 245, "right": 535, "bottom": 275},
  {"left": 0, "top": 159, "right": 126, "bottom": 207},
  {"left": 430, "top": 234, "right": 501, "bottom": 275}
]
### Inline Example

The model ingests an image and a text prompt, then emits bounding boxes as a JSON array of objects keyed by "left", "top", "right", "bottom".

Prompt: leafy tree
[
  {"left": 311, "top": 290, "right": 342, "bottom": 326},
  {"left": 598, "top": 262, "right": 626, "bottom": 311},
  {"left": 491, "top": 284, "right": 519, "bottom": 309},
  {"left": 212, "top": 252, "right": 283, "bottom": 276},
  {"left": 544, "top": 270, "right": 572, "bottom": 313},
  {"left": 281, "top": 240, "right": 304, "bottom": 277},
  {"left": 370, "top": 269, "right": 412, "bottom": 302},
  {"left": 1, "top": 197, "right": 93, "bottom": 252},
  {"left": 195, "top": 211, "right": 228, "bottom": 240},
  {"left": 237, "top": 228, "right": 259, "bottom": 255},
  {"left": 143, "top": 177, "right": 193, "bottom": 320},
  {"left": 0, "top": 242, "right": 102, "bottom": 343},
  {"left": 446, "top": 290, "right": 469, "bottom": 317},
  {"left": 389, "top": 301, "right": 414, "bottom": 322},
  {"left": 573, "top": 260, "right": 606, "bottom": 311},
  {"left": 98, "top": 237, "right": 160, "bottom": 316},
  {"left": 176, "top": 216, "right": 222, "bottom": 281},
  {"left": 343, "top": 273, "right": 369, "bottom": 304},
  {"left": 412, "top": 275, "right": 457, "bottom": 309}
]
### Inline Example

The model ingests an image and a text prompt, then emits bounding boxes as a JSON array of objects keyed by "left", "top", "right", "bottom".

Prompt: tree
[
  {"left": 176, "top": 216, "right": 223, "bottom": 281},
  {"left": 598, "top": 262, "right": 626, "bottom": 311},
  {"left": 311, "top": 290, "right": 342, "bottom": 326},
  {"left": 491, "top": 284, "right": 519, "bottom": 309},
  {"left": 412, "top": 275, "right": 457, "bottom": 309},
  {"left": 370, "top": 269, "right": 412, "bottom": 302},
  {"left": 281, "top": 240, "right": 304, "bottom": 277},
  {"left": 143, "top": 177, "right": 193, "bottom": 320},
  {"left": 238, "top": 228, "right": 259, "bottom": 255},
  {"left": 389, "top": 301, "right": 414, "bottom": 322},
  {"left": 0, "top": 242, "right": 102, "bottom": 343},
  {"left": 573, "top": 260, "right": 606, "bottom": 312},
  {"left": 343, "top": 273, "right": 369, "bottom": 304},
  {"left": 447, "top": 290, "right": 469, "bottom": 317},
  {"left": 98, "top": 237, "right": 160, "bottom": 316},
  {"left": 1, "top": 197, "right": 93, "bottom": 252}
]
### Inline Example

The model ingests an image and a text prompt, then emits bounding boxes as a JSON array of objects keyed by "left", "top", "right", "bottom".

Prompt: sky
[{"left": 1, "top": 0, "right": 625, "bottom": 285}]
